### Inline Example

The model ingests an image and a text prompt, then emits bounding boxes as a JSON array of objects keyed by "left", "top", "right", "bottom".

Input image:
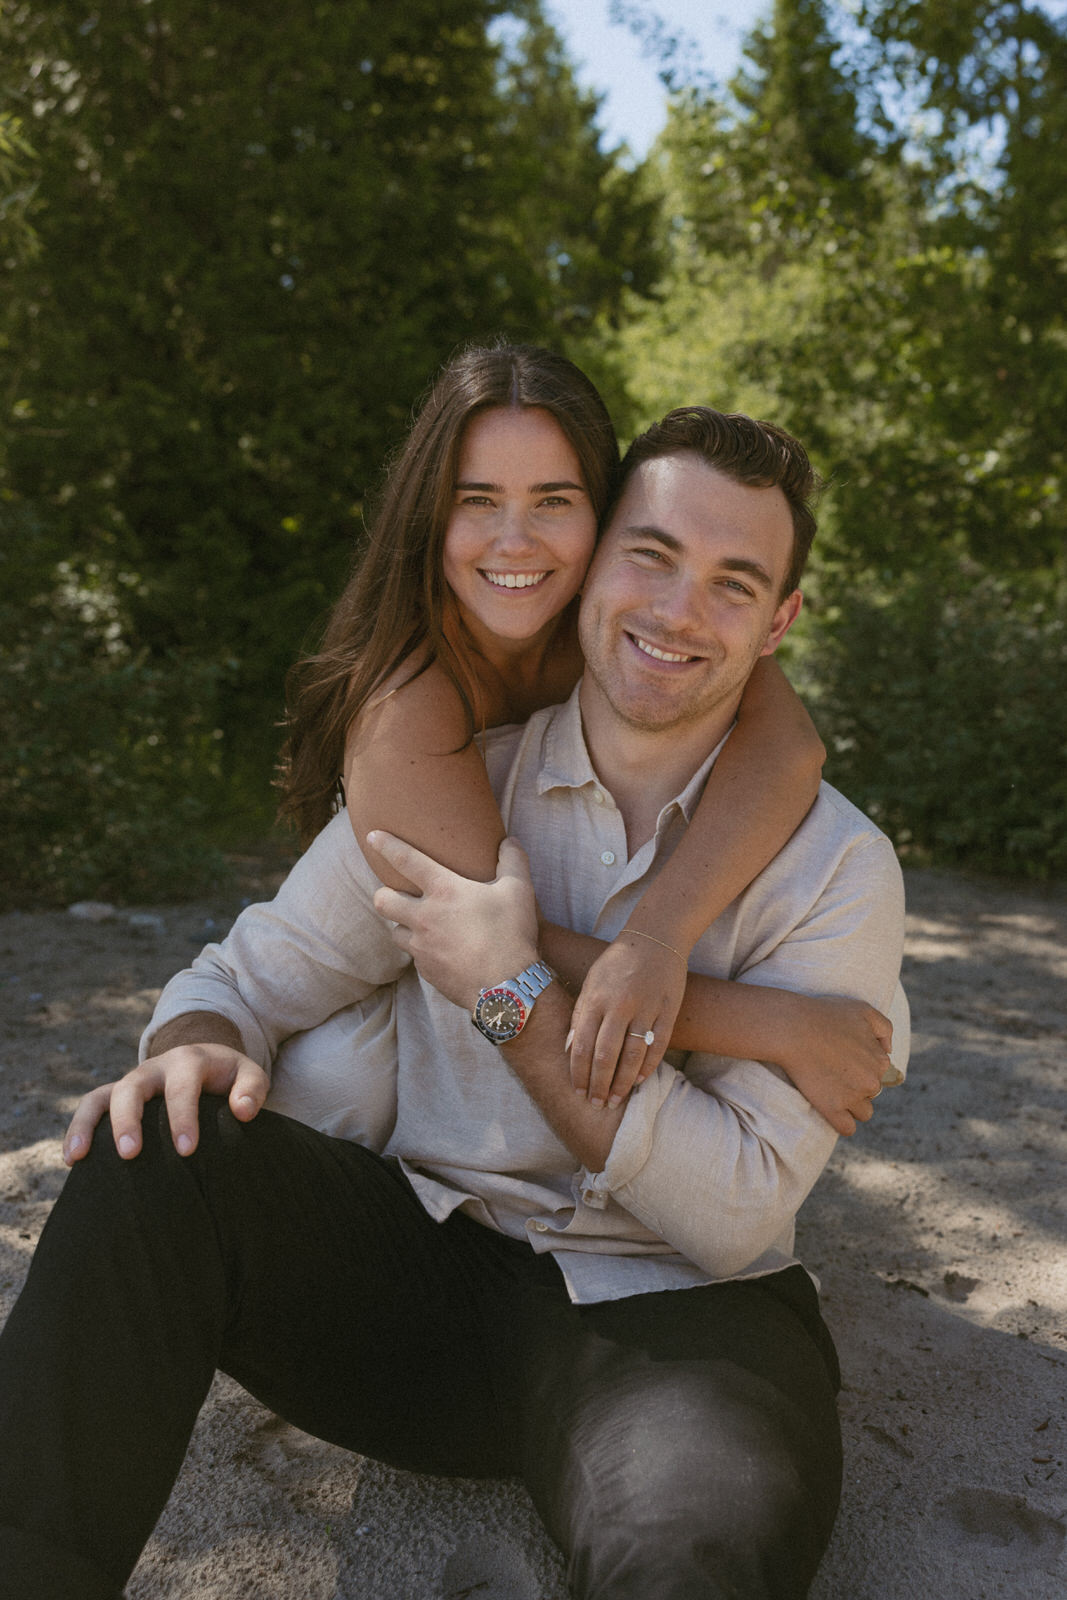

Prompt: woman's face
[{"left": 443, "top": 407, "right": 598, "bottom": 654}]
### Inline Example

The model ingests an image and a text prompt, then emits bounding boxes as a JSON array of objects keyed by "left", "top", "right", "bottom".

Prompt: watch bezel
[{"left": 472, "top": 982, "right": 529, "bottom": 1044}]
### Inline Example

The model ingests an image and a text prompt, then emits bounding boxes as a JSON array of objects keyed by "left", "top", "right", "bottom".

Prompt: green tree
[
  {"left": 613, "top": 0, "right": 1066, "bottom": 872},
  {"left": 1, "top": 1, "right": 657, "bottom": 810}
]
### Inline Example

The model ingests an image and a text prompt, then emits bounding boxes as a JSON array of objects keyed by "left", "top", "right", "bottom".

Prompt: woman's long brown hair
[{"left": 277, "top": 341, "right": 619, "bottom": 845}]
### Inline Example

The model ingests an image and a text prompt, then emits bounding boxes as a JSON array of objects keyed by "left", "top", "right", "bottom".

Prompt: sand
[{"left": 1, "top": 863, "right": 1064, "bottom": 1598}]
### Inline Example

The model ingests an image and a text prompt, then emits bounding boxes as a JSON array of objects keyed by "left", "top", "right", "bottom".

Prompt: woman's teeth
[
  {"left": 483, "top": 571, "right": 549, "bottom": 589},
  {"left": 633, "top": 635, "right": 693, "bottom": 663}
]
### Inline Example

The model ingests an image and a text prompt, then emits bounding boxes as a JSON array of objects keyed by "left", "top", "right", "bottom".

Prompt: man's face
[{"left": 578, "top": 452, "right": 802, "bottom": 737}]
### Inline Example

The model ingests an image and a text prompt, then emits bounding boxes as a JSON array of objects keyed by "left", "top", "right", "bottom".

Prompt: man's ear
[{"left": 760, "top": 589, "right": 803, "bottom": 656}]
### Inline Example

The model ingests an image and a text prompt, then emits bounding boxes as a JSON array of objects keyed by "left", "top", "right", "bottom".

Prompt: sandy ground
[{"left": 1, "top": 863, "right": 1065, "bottom": 1598}]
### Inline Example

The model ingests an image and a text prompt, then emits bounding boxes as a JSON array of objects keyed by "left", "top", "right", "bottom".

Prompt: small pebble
[
  {"left": 67, "top": 901, "right": 117, "bottom": 922},
  {"left": 127, "top": 913, "right": 166, "bottom": 937}
]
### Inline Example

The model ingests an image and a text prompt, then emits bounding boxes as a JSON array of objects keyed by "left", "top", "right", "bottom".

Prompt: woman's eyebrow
[{"left": 454, "top": 479, "right": 586, "bottom": 493}]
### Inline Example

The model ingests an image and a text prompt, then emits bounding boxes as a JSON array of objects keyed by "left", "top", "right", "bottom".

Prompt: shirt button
[
  {"left": 592, "top": 788, "right": 605, "bottom": 805},
  {"left": 600, "top": 850, "right": 616, "bottom": 866},
  {"left": 532, "top": 1220, "right": 549, "bottom": 1233}
]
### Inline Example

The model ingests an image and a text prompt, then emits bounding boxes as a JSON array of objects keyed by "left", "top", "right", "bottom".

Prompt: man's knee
[{"left": 535, "top": 1364, "right": 836, "bottom": 1598}]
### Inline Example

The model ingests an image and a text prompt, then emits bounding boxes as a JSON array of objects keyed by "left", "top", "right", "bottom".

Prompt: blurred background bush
[{"left": 1, "top": 0, "right": 1063, "bottom": 905}]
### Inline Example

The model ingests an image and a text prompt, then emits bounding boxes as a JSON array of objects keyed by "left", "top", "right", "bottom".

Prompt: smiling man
[{"left": 0, "top": 407, "right": 907, "bottom": 1600}]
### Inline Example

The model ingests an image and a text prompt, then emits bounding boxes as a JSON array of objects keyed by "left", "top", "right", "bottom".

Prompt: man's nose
[{"left": 649, "top": 573, "right": 707, "bottom": 635}]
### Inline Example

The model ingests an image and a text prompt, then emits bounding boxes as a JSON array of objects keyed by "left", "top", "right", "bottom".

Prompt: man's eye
[{"left": 722, "top": 579, "right": 753, "bottom": 596}]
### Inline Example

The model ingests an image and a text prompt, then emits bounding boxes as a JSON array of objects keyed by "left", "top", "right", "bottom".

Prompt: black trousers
[{"left": 0, "top": 1098, "right": 842, "bottom": 1599}]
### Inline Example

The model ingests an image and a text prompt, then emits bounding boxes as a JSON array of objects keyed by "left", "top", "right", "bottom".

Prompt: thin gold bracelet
[{"left": 623, "top": 929, "right": 687, "bottom": 966}]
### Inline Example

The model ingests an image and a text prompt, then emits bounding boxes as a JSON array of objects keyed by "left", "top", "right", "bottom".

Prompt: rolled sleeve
[
  {"left": 578, "top": 827, "right": 908, "bottom": 1279},
  {"left": 140, "top": 813, "right": 407, "bottom": 1067}
]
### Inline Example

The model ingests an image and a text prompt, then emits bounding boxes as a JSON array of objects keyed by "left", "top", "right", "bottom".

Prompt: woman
[{"left": 279, "top": 342, "right": 891, "bottom": 1129}]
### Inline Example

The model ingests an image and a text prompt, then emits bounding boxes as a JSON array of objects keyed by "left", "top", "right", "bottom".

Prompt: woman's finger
[
  {"left": 586, "top": 1018, "right": 633, "bottom": 1107},
  {"left": 605, "top": 1031, "right": 656, "bottom": 1109},
  {"left": 567, "top": 1005, "right": 596, "bottom": 1094}
]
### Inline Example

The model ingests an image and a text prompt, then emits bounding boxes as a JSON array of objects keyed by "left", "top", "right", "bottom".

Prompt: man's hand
[
  {"left": 63, "top": 1033, "right": 269, "bottom": 1166},
  {"left": 369, "top": 832, "right": 541, "bottom": 1009}
]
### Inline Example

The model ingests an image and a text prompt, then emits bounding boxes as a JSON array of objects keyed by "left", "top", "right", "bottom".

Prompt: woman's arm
[
  {"left": 344, "top": 661, "right": 505, "bottom": 893},
  {"left": 542, "top": 921, "right": 891, "bottom": 1137},
  {"left": 567, "top": 656, "right": 826, "bottom": 1104}
]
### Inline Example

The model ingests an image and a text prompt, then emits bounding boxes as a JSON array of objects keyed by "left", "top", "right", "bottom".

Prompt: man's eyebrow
[
  {"left": 454, "top": 479, "right": 587, "bottom": 493},
  {"left": 621, "top": 526, "right": 776, "bottom": 590},
  {"left": 720, "top": 557, "right": 775, "bottom": 591}
]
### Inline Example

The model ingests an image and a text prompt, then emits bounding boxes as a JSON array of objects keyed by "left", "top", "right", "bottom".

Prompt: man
[{"left": 0, "top": 407, "right": 907, "bottom": 1599}]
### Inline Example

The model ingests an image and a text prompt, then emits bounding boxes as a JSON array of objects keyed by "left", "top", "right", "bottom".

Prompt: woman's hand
[
  {"left": 567, "top": 933, "right": 688, "bottom": 1109},
  {"left": 772, "top": 994, "right": 895, "bottom": 1136}
]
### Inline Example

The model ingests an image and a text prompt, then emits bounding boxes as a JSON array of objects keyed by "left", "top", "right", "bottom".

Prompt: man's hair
[{"left": 614, "top": 407, "right": 821, "bottom": 598}]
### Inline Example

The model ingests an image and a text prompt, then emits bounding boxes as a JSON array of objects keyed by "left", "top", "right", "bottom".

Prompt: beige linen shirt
[{"left": 144, "top": 687, "right": 909, "bottom": 1303}]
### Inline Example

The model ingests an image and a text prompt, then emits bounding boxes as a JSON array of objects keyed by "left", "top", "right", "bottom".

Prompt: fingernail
[
  {"left": 118, "top": 1134, "right": 137, "bottom": 1157},
  {"left": 176, "top": 1134, "right": 193, "bottom": 1156},
  {"left": 590, "top": 1097, "right": 604, "bottom": 1110},
  {"left": 66, "top": 1134, "right": 85, "bottom": 1158},
  {"left": 367, "top": 830, "right": 380, "bottom": 846},
  {"left": 608, "top": 1095, "right": 621, "bottom": 1109},
  {"left": 564, "top": 1029, "right": 574, "bottom": 1052},
  {"left": 236, "top": 1095, "right": 255, "bottom": 1114}
]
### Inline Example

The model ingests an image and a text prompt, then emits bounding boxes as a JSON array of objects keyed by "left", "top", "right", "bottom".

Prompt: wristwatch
[{"left": 471, "top": 960, "right": 555, "bottom": 1045}]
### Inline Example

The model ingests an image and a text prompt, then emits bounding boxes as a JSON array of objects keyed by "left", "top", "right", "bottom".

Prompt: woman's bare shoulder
[
  {"left": 350, "top": 654, "right": 475, "bottom": 762},
  {"left": 343, "top": 655, "right": 504, "bottom": 890}
]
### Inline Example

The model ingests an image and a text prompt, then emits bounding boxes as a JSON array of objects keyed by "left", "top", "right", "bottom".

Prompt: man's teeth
[
  {"left": 634, "top": 635, "right": 693, "bottom": 663},
  {"left": 484, "top": 571, "right": 548, "bottom": 589}
]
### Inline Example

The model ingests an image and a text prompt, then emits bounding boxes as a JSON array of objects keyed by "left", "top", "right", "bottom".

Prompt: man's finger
[
  {"left": 163, "top": 1065, "right": 209, "bottom": 1156},
  {"left": 373, "top": 884, "right": 422, "bottom": 926},
  {"left": 367, "top": 831, "right": 442, "bottom": 894},
  {"left": 229, "top": 1060, "right": 270, "bottom": 1123},
  {"left": 497, "top": 836, "right": 532, "bottom": 882},
  {"left": 106, "top": 1066, "right": 162, "bottom": 1159},
  {"left": 62, "top": 1083, "right": 115, "bottom": 1165}
]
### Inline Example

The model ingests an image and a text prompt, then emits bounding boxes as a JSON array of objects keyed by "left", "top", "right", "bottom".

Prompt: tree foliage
[
  {"left": 615, "top": 0, "right": 1065, "bottom": 872},
  {"left": 0, "top": 1, "right": 659, "bottom": 811},
  {"left": 4, "top": 0, "right": 1065, "bottom": 897}
]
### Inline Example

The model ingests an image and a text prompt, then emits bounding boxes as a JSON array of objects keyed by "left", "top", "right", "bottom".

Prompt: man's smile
[{"left": 627, "top": 630, "right": 702, "bottom": 665}]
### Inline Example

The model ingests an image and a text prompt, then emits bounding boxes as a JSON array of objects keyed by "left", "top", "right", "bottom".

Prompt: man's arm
[
  {"left": 65, "top": 814, "right": 408, "bottom": 1163},
  {"left": 370, "top": 826, "right": 906, "bottom": 1279},
  {"left": 370, "top": 832, "right": 623, "bottom": 1169}
]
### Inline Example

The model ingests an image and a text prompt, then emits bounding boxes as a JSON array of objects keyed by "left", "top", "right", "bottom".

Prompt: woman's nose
[{"left": 494, "top": 504, "right": 538, "bottom": 551}]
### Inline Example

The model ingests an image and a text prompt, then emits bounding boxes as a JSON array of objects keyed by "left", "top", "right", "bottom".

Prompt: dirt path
[{"left": 1, "top": 865, "right": 1065, "bottom": 1598}]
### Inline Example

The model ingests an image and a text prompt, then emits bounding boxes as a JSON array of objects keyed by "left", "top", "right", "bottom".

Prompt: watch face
[{"left": 473, "top": 986, "right": 527, "bottom": 1043}]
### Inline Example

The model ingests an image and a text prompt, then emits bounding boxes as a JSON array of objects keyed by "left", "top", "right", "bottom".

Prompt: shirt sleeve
[
  {"left": 140, "top": 813, "right": 409, "bottom": 1070},
  {"left": 584, "top": 831, "right": 907, "bottom": 1279}
]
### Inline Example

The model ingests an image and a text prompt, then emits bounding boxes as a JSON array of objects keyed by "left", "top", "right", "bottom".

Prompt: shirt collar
[{"left": 537, "top": 682, "right": 733, "bottom": 824}]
